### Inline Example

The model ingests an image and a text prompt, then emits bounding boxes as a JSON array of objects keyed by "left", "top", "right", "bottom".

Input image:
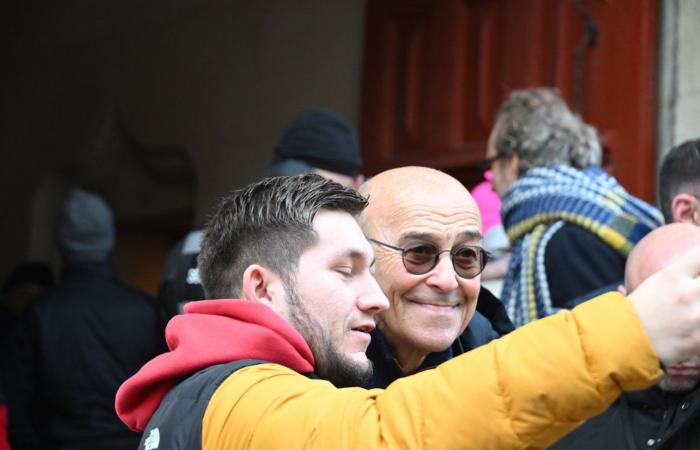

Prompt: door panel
[{"left": 361, "top": 0, "right": 658, "bottom": 199}]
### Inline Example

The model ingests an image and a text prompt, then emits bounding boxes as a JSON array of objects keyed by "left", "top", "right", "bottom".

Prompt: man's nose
[
  {"left": 357, "top": 274, "right": 389, "bottom": 313},
  {"left": 425, "top": 254, "right": 460, "bottom": 292}
]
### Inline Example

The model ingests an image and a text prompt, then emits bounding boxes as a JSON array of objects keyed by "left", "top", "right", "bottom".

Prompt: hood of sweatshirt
[{"left": 115, "top": 299, "right": 315, "bottom": 432}]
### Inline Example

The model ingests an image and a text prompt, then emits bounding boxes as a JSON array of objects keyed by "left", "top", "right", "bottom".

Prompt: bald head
[
  {"left": 359, "top": 166, "right": 481, "bottom": 236},
  {"left": 358, "top": 166, "right": 484, "bottom": 372},
  {"left": 625, "top": 223, "right": 700, "bottom": 292}
]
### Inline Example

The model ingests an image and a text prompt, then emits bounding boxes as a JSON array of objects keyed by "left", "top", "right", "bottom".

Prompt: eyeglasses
[
  {"left": 368, "top": 238, "right": 490, "bottom": 279},
  {"left": 477, "top": 153, "right": 509, "bottom": 171}
]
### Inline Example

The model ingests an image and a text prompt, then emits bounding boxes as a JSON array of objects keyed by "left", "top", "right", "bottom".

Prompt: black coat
[
  {"left": 545, "top": 223, "right": 626, "bottom": 308},
  {"left": 1, "top": 262, "right": 166, "bottom": 450},
  {"left": 550, "top": 386, "right": 700, "bottom": 450}
]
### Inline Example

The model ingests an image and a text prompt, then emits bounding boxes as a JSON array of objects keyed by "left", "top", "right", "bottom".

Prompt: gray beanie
[
  {"left": 56, "top": 188, "right": 115, "bottom": 261},
  {"left": 272, "top": 108, "right": 362, "bottom": 177}
]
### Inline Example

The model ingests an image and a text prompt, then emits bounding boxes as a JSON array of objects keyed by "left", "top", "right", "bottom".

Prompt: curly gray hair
[{"left": 493, "top": 87, "right": 601, "bottom": 172}]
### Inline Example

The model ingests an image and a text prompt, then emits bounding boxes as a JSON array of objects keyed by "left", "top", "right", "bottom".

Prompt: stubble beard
[{"left": 284, "top": 281, "right": 373, "bottom": 388}]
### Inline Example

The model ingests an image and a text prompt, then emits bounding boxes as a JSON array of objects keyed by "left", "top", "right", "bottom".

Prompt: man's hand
[{"left": 628, "top": 245, "right": 700, "bottom": 365}]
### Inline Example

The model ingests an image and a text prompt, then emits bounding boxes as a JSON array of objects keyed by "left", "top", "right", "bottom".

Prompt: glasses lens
[
  {"left": 403, "top": 245, "right": 439, "bottom": 274},
  {"left": 452, "top": 246, "right": 483, "bottom": 278}
]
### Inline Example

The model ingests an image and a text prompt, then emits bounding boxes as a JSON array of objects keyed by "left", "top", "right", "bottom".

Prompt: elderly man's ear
[
  {"left": 241, "top": 265, "right": 286, "bottom": 311},
  {"left": 671, "top": 193, "right": 699, "bottom": 224}
]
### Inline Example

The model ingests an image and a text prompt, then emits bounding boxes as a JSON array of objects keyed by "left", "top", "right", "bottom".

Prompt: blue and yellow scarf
[{"left": 500, "top": 166, "right": 663, "bottom": 327}]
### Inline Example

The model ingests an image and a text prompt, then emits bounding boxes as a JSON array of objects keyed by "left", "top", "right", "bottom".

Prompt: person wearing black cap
[
  {"left": 1, "top": 188, "right": 165, "bottom": 450},
  {"left": 157, "top": 108, "right": 364, "bottom": 319},
  {"left": 266, "top": 108, "right": 365, "bottom": 189}
]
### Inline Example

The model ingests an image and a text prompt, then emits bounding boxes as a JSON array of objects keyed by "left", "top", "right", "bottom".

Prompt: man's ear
[
  {"left": 671, "top": 193, "right": 698, "bottom": 224},
  {"left": 241, "top": 264, "right": 280, "bottom": 307}
]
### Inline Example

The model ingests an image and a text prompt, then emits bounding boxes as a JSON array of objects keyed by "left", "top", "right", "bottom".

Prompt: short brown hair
[{"left": 198, "top": 174, "right": 368, "bottom": 298}]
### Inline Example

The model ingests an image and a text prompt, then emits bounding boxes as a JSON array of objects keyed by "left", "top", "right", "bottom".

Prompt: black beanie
[{"left": 273, "top": 109, "right": 362, "bottom": 177}]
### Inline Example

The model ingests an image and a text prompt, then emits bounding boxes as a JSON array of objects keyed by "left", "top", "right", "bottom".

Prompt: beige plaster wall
[{"left": 658, "top": 0, "right": 700, "bottom": 164}]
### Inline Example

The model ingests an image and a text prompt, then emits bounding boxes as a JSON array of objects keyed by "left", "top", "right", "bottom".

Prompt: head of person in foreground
[
  {"left": 198, "top": 174, "right": 389, "bottom": 387},
  {"left": 624, "top": 222, "right": 700, "bottom": 392}
]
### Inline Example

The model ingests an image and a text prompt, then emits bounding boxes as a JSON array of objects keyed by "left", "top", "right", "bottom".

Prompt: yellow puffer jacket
[{"left": 203, "top": 292, "right": 662, "bottom": 450}]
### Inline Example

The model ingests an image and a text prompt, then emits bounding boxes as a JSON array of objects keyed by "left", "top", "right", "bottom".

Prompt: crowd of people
[{"left": 1, "top": 90, "right": 700, "bottom": 449}]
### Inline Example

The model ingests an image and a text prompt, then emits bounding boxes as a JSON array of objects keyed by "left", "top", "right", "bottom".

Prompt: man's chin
[
  {"left": 344, "top": 353, "right": 374, "bottom": 379},
  {"left": 347, "top": 350, "right": 372, "bottom": 366},
  {"left": 410, "top": 329, "right": 462, "bottom": 354},
  {"left": 319, "top": 354, "right": 373, "bottom": 388}
]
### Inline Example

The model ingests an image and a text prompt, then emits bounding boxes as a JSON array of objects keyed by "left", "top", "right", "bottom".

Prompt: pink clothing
[{"left": 471, "top": 171, "right": 502, "bottom": 234}]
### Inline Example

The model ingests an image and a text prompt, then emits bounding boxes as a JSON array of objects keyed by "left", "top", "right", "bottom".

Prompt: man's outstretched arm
[{"left": 204, "top": 247, "right": 700, "bottom": 450}]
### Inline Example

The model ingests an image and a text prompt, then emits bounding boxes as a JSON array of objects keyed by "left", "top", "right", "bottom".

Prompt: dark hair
[
  {"left": 198, "top": 173, "right": 368, "bottom": 298},
  {"left": 494, "top": 87, "right": 601, "bottom": 172},
  {"left": 659, "top": 139, "right": 700, "bottom": 223}
]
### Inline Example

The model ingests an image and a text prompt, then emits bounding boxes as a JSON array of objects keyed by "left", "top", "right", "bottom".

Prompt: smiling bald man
[{"left": 359, "top": 166, "right": 513, "bottom": 388}]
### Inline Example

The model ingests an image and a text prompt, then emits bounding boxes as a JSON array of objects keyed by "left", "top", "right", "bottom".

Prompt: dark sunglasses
[{"left": 368, "top": 238, "right": 489, "bottom": 279}]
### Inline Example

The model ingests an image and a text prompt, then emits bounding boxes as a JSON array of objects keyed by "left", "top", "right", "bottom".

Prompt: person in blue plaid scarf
[{"left": 483, "top": 88, "right": 663, "bottom": 327}]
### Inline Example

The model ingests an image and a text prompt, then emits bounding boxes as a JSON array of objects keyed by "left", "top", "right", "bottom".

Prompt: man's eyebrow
[
  {"left": 398, "top": 231, "right": 435, "bottom": 241},
  {"left": 457, "top": 230, "right": 483, "bottom": 242}
]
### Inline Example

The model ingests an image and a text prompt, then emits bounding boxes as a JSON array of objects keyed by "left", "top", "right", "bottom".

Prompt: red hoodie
[{"left": 115, "top": 299, "right": 315, "bottom": 432}]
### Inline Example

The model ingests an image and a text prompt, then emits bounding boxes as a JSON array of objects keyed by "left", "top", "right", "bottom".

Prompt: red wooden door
[{"left": 361, "top": 0, "right": 658, "bottom": 200}]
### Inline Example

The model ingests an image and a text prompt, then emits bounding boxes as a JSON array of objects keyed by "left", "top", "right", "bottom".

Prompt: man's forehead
[
  {"left": 311, "top": 209, "right": 374, "bottom": 256},
  {"left": 368, "top": 197, "right": 482, "bottom": 246},
  {"left": 377, "top": 189, "right": 479, "bottom": 222}
]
